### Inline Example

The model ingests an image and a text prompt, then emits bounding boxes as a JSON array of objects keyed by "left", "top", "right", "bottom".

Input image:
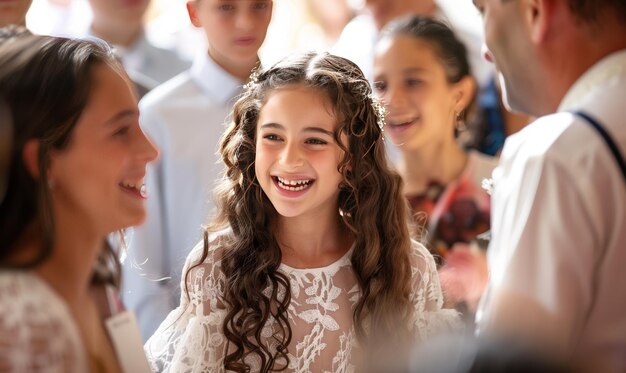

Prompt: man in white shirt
[
  {"left": 471, "top": 0, "right": 626, "bottom": 371},
  {"left": 123, "top": 0, "right": 273, "bottom": 340}
]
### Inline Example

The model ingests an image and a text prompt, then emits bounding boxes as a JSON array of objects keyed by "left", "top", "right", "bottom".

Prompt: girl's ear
[
  {"left": 453, "top": 76, "right": 476, "bottom": 114},
  {"left": 22, "top": 139, "right": 41, "bottom": 179},
  {"left": 186, "top": 1, "right": 202, "bottom": 28}
]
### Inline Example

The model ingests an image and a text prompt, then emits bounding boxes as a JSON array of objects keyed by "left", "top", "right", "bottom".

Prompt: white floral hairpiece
[
  {"left": 243, "top": 66, "right": 262, "bottom": 91},
  {"left": 369, "top": 95, "right": 388, "bottom": 130}
]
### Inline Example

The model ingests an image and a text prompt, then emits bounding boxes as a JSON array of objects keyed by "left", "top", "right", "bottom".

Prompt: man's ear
[
  {"left": 453, "top": 76, "right": 477, "bottom": 114},
  {"left": 22, "top": 139, "right": 41, "bottom": 179},
  {"left": 187, "top": 1, "right": 202, "bottom": 28},
  {"left": 524, "top": 0, "right": 556, "bottom": 44}
]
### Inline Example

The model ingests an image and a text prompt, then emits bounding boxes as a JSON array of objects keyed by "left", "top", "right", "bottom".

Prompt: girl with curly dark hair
[{"left": 145, "top": 51, "right": 458, "bottom": 373}]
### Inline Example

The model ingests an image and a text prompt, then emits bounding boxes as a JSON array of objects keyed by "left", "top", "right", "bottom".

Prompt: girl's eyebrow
[
  {"left": 104, "top": 109, "right": 138, "bottom": 125},
  {"left": 260, "top": 122, "right": 334, "bottom": 136},
  {"left": 403, "top": 67, "right": 427, "bottom": 74}
]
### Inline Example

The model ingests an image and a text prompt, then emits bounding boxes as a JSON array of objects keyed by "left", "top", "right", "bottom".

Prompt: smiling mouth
[
  {"left": 119, "top": 181, "right": 147, "bottom": 199},
  {"left": 273, "top": 176, "right": 314, "bottom": 192},
  {"left": 388, "top": 117, "right": 419, "bottom": 129}
]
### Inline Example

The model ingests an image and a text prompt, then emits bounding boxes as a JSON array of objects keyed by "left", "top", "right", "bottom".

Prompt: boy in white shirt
[{"left": 123, "top": 0, "right": 273, "bottom": 340}]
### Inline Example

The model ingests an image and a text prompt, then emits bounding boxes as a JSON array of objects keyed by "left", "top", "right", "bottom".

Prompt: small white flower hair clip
[
  {"left": 369, "top": 95, "right": 388, "bottom": 130},
  {"left": 243, "top": 66, "right": 262, "bottom": 91}
]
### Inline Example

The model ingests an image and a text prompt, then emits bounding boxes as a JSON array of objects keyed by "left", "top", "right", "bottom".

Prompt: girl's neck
[
  {"left": 277, "top": 212, "right": 353, "bottom": 268},
  {"left": 33, "top": 209, "right": 103, "bottom": 303},
  {"left": 398, "top": 138, "right": 468, "bottom": 195},
  {"left": 208, "top": 48, "right": 259, "bottom": 82}
]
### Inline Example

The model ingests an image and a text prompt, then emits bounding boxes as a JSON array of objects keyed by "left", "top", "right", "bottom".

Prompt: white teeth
[
  {"left": 275, "top": 177, "right": 312, "bottom": 191},
  {"left": 277, "top": 177, "right": 311, "bottom": 186},
  {"left": 140, "top": 184, "right": 147, "bottom": 198},
  {"left": 121, "top": 181, "right": 145, "bottom": 194}
]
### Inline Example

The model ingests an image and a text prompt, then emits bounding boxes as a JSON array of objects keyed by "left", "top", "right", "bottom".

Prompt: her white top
[
  {"left": 0, "top": 271, "right": 87, "bottom": 372},
  {"left": 145, "top": 231, "right": 460, "bottom": 372}
]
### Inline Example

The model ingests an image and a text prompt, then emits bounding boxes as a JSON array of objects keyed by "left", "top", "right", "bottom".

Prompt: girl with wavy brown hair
[
  {"left": 145, "top": 51, "right": 458, "bottom": 373},
  {"left": 0, "top": 34, "right": 158, "bottom": 372}
]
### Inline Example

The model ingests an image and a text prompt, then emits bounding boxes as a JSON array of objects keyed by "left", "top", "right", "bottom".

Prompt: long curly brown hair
[{"left": 188, "top": 51, "right": 416, "bottom": 372}]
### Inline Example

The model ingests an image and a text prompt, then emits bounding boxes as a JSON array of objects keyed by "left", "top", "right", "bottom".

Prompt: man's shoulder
[{"left": 139, "top": 71, "right": 198, "bottom": 111}]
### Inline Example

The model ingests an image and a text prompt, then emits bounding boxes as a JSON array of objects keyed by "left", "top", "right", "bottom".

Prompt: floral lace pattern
[
  {"left": 0, "top": 271, "right": 87, "bottom": 372},
  {"left": 145, "top": 233, "right": 459, "bottom": 372}
]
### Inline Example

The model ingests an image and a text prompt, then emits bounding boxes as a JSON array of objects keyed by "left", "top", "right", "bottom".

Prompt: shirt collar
[
  {"left": 558, "top": 49, "right": 626, "bottom": 111},
  {"left": 189, "top": 52, "right": 243, "bottom": 105}
]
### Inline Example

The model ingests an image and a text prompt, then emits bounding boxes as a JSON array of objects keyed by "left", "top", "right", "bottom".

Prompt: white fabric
[
  {"left": 476, "top": 50, "right": 626, "bottom": 372},
  {"left": 145, "top": 231, "right": 460, "bottom": 372},
  {"left": 122, "top": 53, "right": 243, "bottom": 340},
  {"left": 332, "top": 12, "right": 492, "bottom": 88},
  {"left": 0, "top": 271, "right": 87, "bottom": 372}
]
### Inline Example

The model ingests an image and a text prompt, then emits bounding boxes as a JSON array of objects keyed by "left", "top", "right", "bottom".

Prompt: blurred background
[{"left": 25, "top": 0, "right": 483, "bottom": 66}]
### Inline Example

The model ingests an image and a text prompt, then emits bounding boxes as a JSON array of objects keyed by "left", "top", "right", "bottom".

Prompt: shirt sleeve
[{"left": 409, "top": 241, "right": 462, "bottom": 339}]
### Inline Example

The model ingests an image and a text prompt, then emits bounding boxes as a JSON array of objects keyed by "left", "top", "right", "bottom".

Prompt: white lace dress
[
  {"left": 145, "top": 234, "right": 459, "bottom": 372},
  {"left": 0, "top": 271, "right": 87, "bottom": 372}
]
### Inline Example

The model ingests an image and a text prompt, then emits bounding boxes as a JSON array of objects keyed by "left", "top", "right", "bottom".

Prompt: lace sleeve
[
  {"left": 144, "top": 238, "right": 229, "bottom": 373},
  {"left": 408, "top": 241, "right": 461, "bottom": 339},
  {"left": 0, "top": 272, "right": 86, "bottom": 372}
]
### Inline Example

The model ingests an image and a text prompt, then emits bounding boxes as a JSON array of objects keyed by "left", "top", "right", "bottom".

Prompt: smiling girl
[
  {"left": 373, "top": 16, "right": 498, "bottom": 322},
  {"left": 145, "top": 51, "right": 459, "bottom": 372},
  {"left": 0, "top": 35, "right": 158, "bottom": 372}
]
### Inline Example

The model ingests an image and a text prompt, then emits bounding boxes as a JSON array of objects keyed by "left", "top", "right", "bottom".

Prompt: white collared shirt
[
  {"left": 122, "top": 53, "right": 242, "bottom": 340},
  {"left": 476, "top": 50, "right": 626, "bottom": 372}
]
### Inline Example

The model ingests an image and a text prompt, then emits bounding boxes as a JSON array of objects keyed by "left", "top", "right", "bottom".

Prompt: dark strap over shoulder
[{"left": 573, "top": 110, "right": 626, "bottom": 184}]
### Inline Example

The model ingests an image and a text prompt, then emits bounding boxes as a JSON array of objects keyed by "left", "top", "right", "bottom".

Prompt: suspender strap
[{"left": 573, "top": 110, "right": 626, "bottom": 184}]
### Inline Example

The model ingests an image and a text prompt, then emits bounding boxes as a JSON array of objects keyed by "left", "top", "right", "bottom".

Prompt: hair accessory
[
  {"left": 243, "top": 66, "right": 262, "bottom": 91},
  {"left": 369, "top": 95, "right": 388, "bottom": 130}
]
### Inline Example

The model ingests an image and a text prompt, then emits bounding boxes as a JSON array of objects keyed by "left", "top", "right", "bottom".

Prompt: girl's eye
[
  {"left": 252, "top": 2, "right": 268, "bottom": 10},
  {"left": 406, "top": 79, "right": 424, "bottom": 87},
  {"left": 263, "top": 134, "right": 281, "bottom": 141},
  {"left": 113, "top": 126, "right": 130, "bottom": 137},
  {"left": 306, "top": 138, "right": 328, "bottom": 145},
  {"left": 373, "top": 81, "right": 387, "bottom": 93}
]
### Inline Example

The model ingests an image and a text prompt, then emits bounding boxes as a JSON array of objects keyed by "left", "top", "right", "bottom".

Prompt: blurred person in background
[
  {"left": 374, "top": 16, "right": 497, "bottom": 327},
  {"left": 123, "top": 0, "right": 273, "bottom": 340}
]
